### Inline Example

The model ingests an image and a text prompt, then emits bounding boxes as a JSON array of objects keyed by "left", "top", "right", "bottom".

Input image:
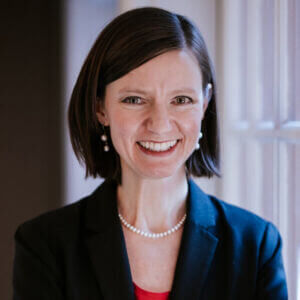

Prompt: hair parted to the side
[{"left": 68, "top": 6, "right": 220, "bottom": 185}]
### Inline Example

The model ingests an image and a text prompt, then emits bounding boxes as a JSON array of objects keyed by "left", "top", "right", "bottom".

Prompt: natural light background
[{"left": 62, "top": 1, "right": 300, "bottom": 298}]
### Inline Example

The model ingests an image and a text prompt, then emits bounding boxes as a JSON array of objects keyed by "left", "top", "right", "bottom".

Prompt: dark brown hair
[{"left": 68, "top": 7, "right": 220, "bottom": 184}]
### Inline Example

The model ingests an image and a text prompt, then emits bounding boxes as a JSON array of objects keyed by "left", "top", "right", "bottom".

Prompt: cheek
[
  {"left": 179, "top": 109, "right": 203, "bottom": 134},
  {"left": 107, "top": 111, "right": 139, "bottom": 143},
  {"left": 186, "top": 123, "right": 201, "bottom": 144}
]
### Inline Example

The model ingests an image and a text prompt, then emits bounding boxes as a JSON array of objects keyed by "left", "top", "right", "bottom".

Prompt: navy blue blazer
[{"left": 13, "top": 178, "right": 288, "bottom": 299}]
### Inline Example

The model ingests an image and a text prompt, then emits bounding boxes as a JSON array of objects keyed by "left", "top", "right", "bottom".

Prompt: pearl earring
[
  {"left": 101, "top": 125, "right": 110, "bottom": 152},
  {"left": 195, "top": 131, "right": 203, "bottom": 150}
]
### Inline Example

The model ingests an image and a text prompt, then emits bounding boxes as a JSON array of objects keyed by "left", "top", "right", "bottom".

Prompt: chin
[{"left": 137, "top": 166, "right": 183, "bottom": 180}]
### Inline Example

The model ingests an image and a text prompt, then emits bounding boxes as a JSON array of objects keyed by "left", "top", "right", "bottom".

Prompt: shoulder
[
  {"left": 189, "top": 178, "right": 285, "bottom": 274},
  {"left": 15, "top": 195, "right": 88, "bottom": 249},
  {"left": 187, "top": 178, "right": 281, "bottom": 250},
  {"left": 188, "top": 178, "right": 283, "bottom": 269},
  {"left": 188, "top": 180, "right": 287, "bottom": 297},
  {"left": 202, "top": 195, "right": 287, "bottom": 297},
  {"left": 210, "top": 194, "right": 277, "bottom": 234},
  {"left": 15, "top": 178, "right": 118, "bottom": 246},
  {"left": 206, "top": 194, "right": 282, "bottom": 264},
  {"left": 210, "top": 195, "right": 267, "bottom": 227},
  {"left": 188, "top": 179, "right": 277, "bottom": 241},
  {"left": 15, "top": 180, "right": 110, "bottom": 243}
]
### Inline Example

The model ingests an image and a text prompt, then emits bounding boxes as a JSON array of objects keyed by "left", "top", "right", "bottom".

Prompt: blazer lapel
[
  {"left": 170, "top": 178, "right": 219, "bottom": 300},
  {"left": 84, "top": 179, "right": 134, "bottom": 300}
]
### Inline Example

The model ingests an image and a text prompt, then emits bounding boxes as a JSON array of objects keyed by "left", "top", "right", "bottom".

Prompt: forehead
[{"left": 106, "top": 50, "right": 203, "bottom": 92}]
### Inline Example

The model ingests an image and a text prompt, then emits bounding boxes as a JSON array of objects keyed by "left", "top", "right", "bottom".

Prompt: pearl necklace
[{"left": 118, "top": 212, "right": 187, "bottom": 239}]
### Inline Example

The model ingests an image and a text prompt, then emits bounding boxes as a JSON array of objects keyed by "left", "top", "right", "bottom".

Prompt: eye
[
  {"left": 121, "top": 96, "right": 143, "bottom": 104},
  {"left": 174, "top": 96, "right": 194, "bottom": 105}
]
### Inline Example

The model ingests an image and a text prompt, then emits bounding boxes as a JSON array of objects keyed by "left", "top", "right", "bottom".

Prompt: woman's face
[{"left": 97, "top": 50, "right": 208, "bottom": 179}]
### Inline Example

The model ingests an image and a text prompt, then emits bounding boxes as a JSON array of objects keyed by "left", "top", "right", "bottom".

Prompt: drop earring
[
  {"left": 195, "top": 131, "right": 203, "bottom": 150},
  {"left": 101, "top": 125, "right": 110, "bottom": 152}
]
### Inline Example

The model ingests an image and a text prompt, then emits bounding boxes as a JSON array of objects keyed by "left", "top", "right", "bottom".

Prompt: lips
[
  {"left": 137, "top": 140, "right": 178, "bottom": 152},
  {"left": 136, "top": 139, "right": 181, "bottom": 156}
]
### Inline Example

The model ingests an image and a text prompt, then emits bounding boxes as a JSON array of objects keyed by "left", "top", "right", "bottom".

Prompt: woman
[{"left": 13, "top": 7, "right": 287, "bottom": 300}]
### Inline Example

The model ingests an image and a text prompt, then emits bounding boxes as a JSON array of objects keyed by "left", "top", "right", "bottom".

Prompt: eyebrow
[
  {"left": 118, "top": 87, "right": 199, "bottom": 95},
  {"left": 118, "top": 88, "right": 149, "bottom": 95},
  {"left": 171, "top": 88, "right": 199, "bottom": 95}
]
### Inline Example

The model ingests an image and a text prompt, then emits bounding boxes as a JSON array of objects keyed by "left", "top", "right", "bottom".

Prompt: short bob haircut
[{"left": 68, "top": 7, "right": 220, "bottom": 184}]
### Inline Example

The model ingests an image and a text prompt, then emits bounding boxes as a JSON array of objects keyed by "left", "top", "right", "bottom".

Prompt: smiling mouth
[{"left": 137, "top": 139, "right": 180, "bottom": 152}]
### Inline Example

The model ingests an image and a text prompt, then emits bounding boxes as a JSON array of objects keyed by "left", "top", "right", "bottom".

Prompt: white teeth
[
  {"left": 138, "top": 140, "right": 178, "bottom": 152},
  {"left": 154, "top": 143, "right": 160, "bottom": 151}
]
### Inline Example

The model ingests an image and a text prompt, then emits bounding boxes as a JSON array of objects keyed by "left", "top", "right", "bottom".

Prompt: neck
[{"left": 117, "top": 167, "right": 188, "bottom": 234}]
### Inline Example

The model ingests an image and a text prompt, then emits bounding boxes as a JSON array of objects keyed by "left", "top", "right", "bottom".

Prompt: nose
[{"left": 146, "top": 103, "right": 173, "bottom": 134}]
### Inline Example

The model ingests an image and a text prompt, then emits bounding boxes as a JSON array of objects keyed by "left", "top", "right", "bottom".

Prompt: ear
[
  {"left": 201, "top": 98, "right": 209, "bottom": 121},
  {"left": 202, "top": 98, "right": 209, "bottom": 114},
  {"left": 204, "top": 83, "right": 213, "bottom": 103},
  {"left": 201, "top": 83, "right": 212, "bottom": 120},
  {"left": 96, "top": 98, "right": 109, "bottom": 126}
]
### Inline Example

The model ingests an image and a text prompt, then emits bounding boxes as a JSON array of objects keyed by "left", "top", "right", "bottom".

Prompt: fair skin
[{"left": 96, "top": 49, "right": 209, "bottom": 292}]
